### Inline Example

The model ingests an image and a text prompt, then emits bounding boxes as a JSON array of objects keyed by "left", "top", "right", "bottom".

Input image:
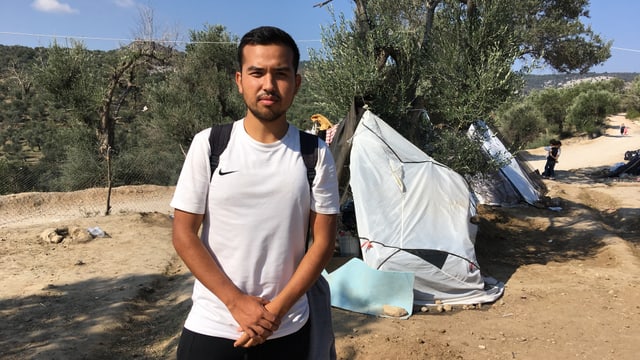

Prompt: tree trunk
[
  {"left": 98, "top": 59, "right": 134, "bottom": 215},
  {"left": 105, "top": 145, "right": 113, "bottom": 215}
]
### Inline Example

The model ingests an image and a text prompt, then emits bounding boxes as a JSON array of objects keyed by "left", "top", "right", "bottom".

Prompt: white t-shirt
[{"left": 170, "top": 119, "right": 340, "bottom": 340}]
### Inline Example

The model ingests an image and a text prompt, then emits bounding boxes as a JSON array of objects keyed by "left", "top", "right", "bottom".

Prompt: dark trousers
[
  {"left": 543, "top": 159, "right": 556, "bottom": 177},
  {"left": 177, "top": 321, "right": 310, "bottom": 360}
]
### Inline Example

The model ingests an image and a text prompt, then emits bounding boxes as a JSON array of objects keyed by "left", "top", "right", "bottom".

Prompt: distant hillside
[{"left": 523, "top": 72, "right": 639, "bottom": 92}]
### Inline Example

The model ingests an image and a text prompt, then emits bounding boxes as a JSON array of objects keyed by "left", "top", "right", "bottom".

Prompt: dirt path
[{"left": 522, "top": 114, "right": 640, "bottom": 176}]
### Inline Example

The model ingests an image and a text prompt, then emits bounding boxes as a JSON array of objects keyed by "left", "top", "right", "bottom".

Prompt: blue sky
[
  {"left": 0, "top": 0, "right": 353, "bottom": 59},
  {"left": 0, "top": 0, "right": 637, "bottom": 73}
]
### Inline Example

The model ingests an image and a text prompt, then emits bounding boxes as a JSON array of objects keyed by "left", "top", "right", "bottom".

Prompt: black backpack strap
[
  {"left": 209, "top": 123, "right": 234, "bottom": 180},
  {"left": 299, "top": 130, "right": 319, "bottom": 252},
  {"left": 299, "top": 130, "right": 318, "bottom": 190}
]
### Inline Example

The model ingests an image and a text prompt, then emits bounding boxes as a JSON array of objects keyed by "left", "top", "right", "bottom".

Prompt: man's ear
[
  {"left": 294, "top": 73, "right": 302, "bottom": 95},
  {"left": 235, "top": 71, "right": 243, "bottom": 94}
]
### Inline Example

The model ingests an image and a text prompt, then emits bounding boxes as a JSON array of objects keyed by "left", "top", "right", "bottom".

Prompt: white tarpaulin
[
  {"left": 349, "top": 111, "right": 504, "bottom": 305},
  {"left": 468, "top": 121, "right": 542, "bottom": 205}
]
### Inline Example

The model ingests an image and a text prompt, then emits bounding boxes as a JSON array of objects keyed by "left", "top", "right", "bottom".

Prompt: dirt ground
[{"left": 1, "top": 115, "right": 639, "bottom": 360}]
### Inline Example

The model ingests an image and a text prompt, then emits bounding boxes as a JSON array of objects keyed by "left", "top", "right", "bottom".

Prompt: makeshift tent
[
  {"left": 342, "top": 109, "right": 503, "bottom": 305},
  {"left": 467, "top": 121, "right": 546, "bottom": 206}
]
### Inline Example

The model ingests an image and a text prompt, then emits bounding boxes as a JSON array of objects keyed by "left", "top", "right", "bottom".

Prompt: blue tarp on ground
[{"left": 326, "top": 258, "right": 414, "bottom": 319}]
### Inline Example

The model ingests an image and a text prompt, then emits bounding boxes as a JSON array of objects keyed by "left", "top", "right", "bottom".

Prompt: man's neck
[{"left": 243, "top": 115, "right": 289, "bottom": 144}]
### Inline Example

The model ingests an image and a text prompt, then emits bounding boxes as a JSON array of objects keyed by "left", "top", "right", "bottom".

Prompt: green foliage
[
  {"left": 509, "top": 75, "right": 627, "bottom": 145},
  {"left": 425, "top": 0, "right": 524, "bottom": 129},
  {"left": 0, "top": 45, "right": 43, "bottom": 69},
  {"left": 48, "top": 126, "right": 105, "bottom": 191},
  {"left": 33, "top": 41, "right": 104, "bottom": 126},
  {"left": 426, "top": 127, "right": 503, "bottom": 176},
  {"left": 0, "top": 158, "right": 39, "bottom": 194},
  {"left": 528, "top": 88, "right": 571, "bottom": 135},
  {"left": 566, "top": 89, "right": 619, "bottom": 134},
  {"left": 307, "top": 1, "right": 440, "bottom": 145},
  {"left": 516, "top": 0, "right": 611, "bottom": 73},
  {"left": 620, "top": 75, "right": 640, "bottom": 117},
  {"left": 146, "top": 25, "right": 244, "bottom": 148},
  {"left": 0, "top": 1, "right": 624, "bottom": 193},
  {"left": 1, "top": 40, "right": 189, "bottom": 193},
  {"left": 110, "top": 122, "right": 183, "bottom": 186},
  {"left": 306, "top": 13, "right": 397, "bottom": 123},
  {"left": 496, "top": 101, "right": 547, "bottom": 150},
  {"left": 565, "top": 77, "right": 625, "bottom": 99},
  {"left": 0, "top": 159, "right": 11, "bottom": 194},
  {"left": 305, "top": 0, "right": 609, "bottom": 172},
  {"left": 626, "top": 109, "right": 640, "bottom": 119},
  {"left": 288, "top": 72, "right": 326, "bottom": 131}
]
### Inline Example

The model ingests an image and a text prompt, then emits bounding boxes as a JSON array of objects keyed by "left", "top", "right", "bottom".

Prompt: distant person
[
  {"left": 620, "top": 123, "right": 626, "bottom": 136},
  {"left": 541, "top": 139, "right": 562, "bottom": 180}
]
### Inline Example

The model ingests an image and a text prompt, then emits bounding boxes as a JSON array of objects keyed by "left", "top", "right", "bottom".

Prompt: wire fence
[
  {"left": 0, "top": 183, "right": 175, "bottom": 228},
  {"left": 0, "top": 142, "right": 185, "bottom": 228}
]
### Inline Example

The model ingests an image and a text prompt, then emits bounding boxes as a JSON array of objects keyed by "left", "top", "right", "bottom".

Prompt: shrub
[
  {"left": 496, "top": 101, "right": 546, "bottom": 150},
  {"left": 566, "top": 90, "right": 619, "bottom": 133},
  {"left": 626, "top": 109, "right": 640, "bottom": 119}
]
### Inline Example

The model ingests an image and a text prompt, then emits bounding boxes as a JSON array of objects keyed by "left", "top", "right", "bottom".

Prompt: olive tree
[
  {"left": 621, "top": 75, "right": 640, "bottom": 119},
  {"left": 566, "top": 89, "right": 619, "bottom": 135},
  {"left": 34, "top": 7, "right": 174, "bottom": 214},
  {"left": 308, "top": 0, "right": 610, "bottom": 173},
  {"left": 145, "top": 24, "right": 244, "bottom": 151}
]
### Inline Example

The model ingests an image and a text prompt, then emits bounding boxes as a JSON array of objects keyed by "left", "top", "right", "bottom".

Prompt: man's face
[{"left": 235, "top": 44, "right": 301, "bottom": 123}]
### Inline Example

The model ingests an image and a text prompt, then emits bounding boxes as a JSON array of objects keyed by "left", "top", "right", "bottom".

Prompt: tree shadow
[
  {"left": 474, "top": 193, "right": 639, "bottom": 285},
  {"left": 600, "top": 207, "right": 640, "bottom": 245},
  {"left": 0, "top": 271, "right": 192, "bottom": 360},
  {"left": 552, "top": 165, "right": 628, "bottom": 184},
  {"left": 331, "top": 307, "right": 377, "bottom": 337}
]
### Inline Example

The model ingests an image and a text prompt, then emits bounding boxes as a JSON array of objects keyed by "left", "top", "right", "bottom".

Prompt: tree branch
[{"left": 313, "top": 0, "right": 334, "bottom": 8}]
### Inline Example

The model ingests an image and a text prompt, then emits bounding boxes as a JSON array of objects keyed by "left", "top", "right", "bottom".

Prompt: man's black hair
[{"left": 237, "top": 26, "right": 300, "bottom": 73}]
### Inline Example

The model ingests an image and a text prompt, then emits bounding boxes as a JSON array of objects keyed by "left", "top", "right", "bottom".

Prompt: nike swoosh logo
[{"left": 218, "top": 169, "right": 238, "bottom": 176}]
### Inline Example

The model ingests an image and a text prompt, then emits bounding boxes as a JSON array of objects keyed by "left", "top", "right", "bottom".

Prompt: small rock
[
  {"left": 383, "top": 304, "right": 408, "bottom": 318},
  {"left": 69, "top": 227, "right": 93, "bottom": 243},
  {"left": 40, "top": 228, "right": 66, "bottom": 244}
]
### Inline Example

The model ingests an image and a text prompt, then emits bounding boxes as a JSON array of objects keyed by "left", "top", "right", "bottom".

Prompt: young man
[{"left": 171, "top": 26, "right": 340, "bottom": 359}]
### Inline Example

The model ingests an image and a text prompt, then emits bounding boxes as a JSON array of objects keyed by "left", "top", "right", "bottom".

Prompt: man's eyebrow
[
  {"left": 246, "top": 65, "right": 293, "bottom": 72},
  {"left": 246, "top": 65, "right": 263, "bottom": 72}
]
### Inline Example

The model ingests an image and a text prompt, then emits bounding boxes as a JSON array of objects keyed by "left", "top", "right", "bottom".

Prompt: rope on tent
[{"left": 360, "top": 237, "right": 481, "bottom": 271}]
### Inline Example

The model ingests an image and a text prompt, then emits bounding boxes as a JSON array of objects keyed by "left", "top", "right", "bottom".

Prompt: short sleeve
[{"left": 311, "top": 140, "right": 340, "bottom": 215}]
